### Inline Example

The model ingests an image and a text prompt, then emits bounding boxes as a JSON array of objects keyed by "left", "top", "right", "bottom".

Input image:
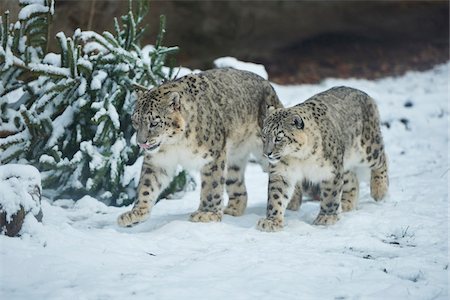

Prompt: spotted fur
[
  {"left": 257, "top": 86, "right": 389, "bottom": 232},
  {"left": 117, "top": 68, "right": 283, "bottom": 227}
]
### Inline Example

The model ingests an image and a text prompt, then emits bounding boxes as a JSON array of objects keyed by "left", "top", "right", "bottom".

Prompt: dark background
[{"left": 1, "top": 0, "right": 448, "bottom": 83}]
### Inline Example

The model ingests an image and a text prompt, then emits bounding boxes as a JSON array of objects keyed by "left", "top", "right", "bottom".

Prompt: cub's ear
[
  {"left": 267, "top": 106, "right": 276, "bottom": 114},
  {"left": 292, "top": 115, "right": 304, "bottom": 130},
  {"left": 132, "top": 83, "right": 150, "bottom": 98},
  {"left": 169, "top": 92, "right": 181, "bottom": 111}
]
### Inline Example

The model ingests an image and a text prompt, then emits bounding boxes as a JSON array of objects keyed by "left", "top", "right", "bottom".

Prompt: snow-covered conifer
[{"left": 0, "top": 0, "right": 189, "bottom": 205}]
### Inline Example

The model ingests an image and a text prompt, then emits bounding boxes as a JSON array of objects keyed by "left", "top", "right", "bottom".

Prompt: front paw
[
  {"left": 313, "top": 213, "right": 339, "bottom": 226},
  {"left": 257, "top": 218, "right": 284, "bottom": 232},
  {"left": 117, "top": 210, "right": 146, "bottom": 227},
  {"left": 189, "top": 210, "right": 223, "bottom": 222}
]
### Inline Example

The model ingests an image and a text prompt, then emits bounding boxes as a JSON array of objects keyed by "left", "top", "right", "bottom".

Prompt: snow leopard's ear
[
  {"left": 169, "top": 92, "right": 181, "bottom": 111},
  {"left": 292, "top": 115, "right": 304, "bottom": 130},
  {"left": 258, "top": 105, "right": 277, "bottom": 128},
  {"left": 132, "top": 83, "right": 150, "bottom": 98}
]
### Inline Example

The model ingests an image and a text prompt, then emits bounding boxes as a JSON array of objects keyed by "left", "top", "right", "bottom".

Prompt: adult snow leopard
[
  {"left": 258, "top": 86, "right": 389, "bottom": 231},
  {"left": 118, "top": 68, "right": 283, "bottom": 227}
]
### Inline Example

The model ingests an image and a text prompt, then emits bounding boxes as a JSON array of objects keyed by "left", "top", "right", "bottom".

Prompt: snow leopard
[
  {"left": 118, "top": 68, "right": 284, "bottom": 227},
  {"left": 257, "top": 86, "right": 389, "bottom": 232}
]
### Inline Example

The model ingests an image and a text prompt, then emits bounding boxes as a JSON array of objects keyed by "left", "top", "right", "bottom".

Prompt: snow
[
  {"left": 140, "top": 44, "right": 155, "bottom": 66},
  {"left": 0, "top": 62, "right": 448, "bottom": 299},
  {"left": 214, "top": 56, "right": 269, "bottom": 79},
  {"left": 3, "top": 43, "right": 14, "bottom": 70},
  {"left": 28, "top": 63, "right": 71, "bottom": 77},
  {"left": 77, "top": 31, "right": 135, "bottom": 61},
  {"left": 107, "top": 100, "right": 120, "bottom": 129},
  {"left": 90, "top": 70, "right": 108, "bottom": 90},
  {"left": 42, "top": 53, "right": 61, "bottom": 67},
  {"left": 55, "top": 32, "right": 67, "bottom": 52},
  {"left": 19, "top": 0, "right": 46, "bottom": 5},
  {"left": 80, "top": 141, "right": 104, "bottom": 172},
  {"left": 18, "top": 3, "right": 49, "bottom": 20},
  {"left": 47, "top": 106, "right": 75, "bottom": 147},
  {"left": 0, "top": 164, "right": 41, "bottom": 222},
  {"left": 91, "top": 96, "right": 121, "bottom": 130},
  {"left": 110, "top": 137, "right": 127, "bottom": 179},
  {"left": 77, "top": 77, "right": 87, "bottom": 96},
  {"left": 83, "top": 41, "right": 108, "bottom": 55},
  {"left": 1, "top": 86, "right": 25, "bottom": 104}
]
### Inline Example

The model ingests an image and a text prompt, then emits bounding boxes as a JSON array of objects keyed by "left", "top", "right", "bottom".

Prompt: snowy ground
[{"left": 1, "top": 63, "right": 449, "bottom": 300}]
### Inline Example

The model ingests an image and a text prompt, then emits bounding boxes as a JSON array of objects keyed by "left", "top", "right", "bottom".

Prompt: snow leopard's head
[
  {"left": 132, "top": 85, "right": 185, "bottom": 153},
  {"left": 262, "top": 107, "right": 308, "bottom": 164}
]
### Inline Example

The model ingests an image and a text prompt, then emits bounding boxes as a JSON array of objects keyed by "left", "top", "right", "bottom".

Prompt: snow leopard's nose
[
  {"left": 264, "top": 152, "right": 280, "bottom": 160},
  {"left": 265, "top": 152, "right": 281, "bottom": 164},
  {"left": 263, "top": 140, "right": 275, "bottom": 158},
  {"left": 136, "top": 128, "right": 148, "bottom": 145},
  {"left": 264, "top": 152, "right": 272, "bottom": 158}
]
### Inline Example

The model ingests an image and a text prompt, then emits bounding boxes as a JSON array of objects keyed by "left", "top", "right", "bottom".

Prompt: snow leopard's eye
[
  {"left": 149, "top": 118, "right": 161, "bottom": 128},
  {"left": 275, "top": 135, "right": 283, "bottom": 143},
  {"left": 292, "top": 115, "right": 304, "bottom": 130}
]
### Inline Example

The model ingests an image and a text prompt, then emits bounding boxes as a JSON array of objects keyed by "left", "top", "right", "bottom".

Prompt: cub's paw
[
  {"left": 257, "top": 218, "right": 284, "bottom": 232},
  {"left": 313, "top": 213, "right": 339, "bottom": 226},
  {"left": 224, "top": 205, "right": 245, "bottom": 217},
  {"left": 117, "top": 210, "right": 146, "bottom": 227},
  {"left": 189, "top": 210, "right": 223, "bottom": 222}
]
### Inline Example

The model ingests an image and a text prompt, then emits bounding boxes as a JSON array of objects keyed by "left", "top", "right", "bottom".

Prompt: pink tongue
[{"left": 139, "top": 143, "right": 150, "bottom": 149}]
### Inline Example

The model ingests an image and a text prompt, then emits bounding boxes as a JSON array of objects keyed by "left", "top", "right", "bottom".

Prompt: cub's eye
[{"left": 275, "top": 136, "right": 283, "bottom": 143}]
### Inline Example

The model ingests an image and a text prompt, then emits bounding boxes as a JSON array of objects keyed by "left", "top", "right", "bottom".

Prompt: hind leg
[
  {"left": 341, "top": 171, "right": 359, "bottom": 212},
  {"left": 287, "top": 182, "right": 303, "bottom": 211},
  {"left": 224, "top": 162, "right": 248, "bottom": 216},
  {"left": 370, "top": 149, "right": 389, "bottom": 201}
]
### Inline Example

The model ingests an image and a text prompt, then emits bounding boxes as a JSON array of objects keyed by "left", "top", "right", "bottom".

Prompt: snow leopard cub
[
  {"left": 258, "top": 86, "right": 389, "bottom": 232},
  {"left": 117, "top": 68, "right": 283, "bottom": 227}
]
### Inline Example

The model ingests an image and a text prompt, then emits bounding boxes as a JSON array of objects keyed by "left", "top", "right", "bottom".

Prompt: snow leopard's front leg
[
  {"left": 190, "top": 151, "right": 226, "bottom": 222},
  {"left": 257, "top": 170, "right": 296, "bottom": 232},
  {"left": 117, "top": 159, "right": 173, "bottom": 227},
  {"left": 314, "top": 172, "right": 343, "bottom": 225}
]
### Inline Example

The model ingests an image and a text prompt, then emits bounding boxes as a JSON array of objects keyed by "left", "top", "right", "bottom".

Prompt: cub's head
[
  {"left": 132, "top": 87, "right": 185, "bottom": 153},
  {"left": 262, "top": 107, "right": 308, "bottom": 164}
]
